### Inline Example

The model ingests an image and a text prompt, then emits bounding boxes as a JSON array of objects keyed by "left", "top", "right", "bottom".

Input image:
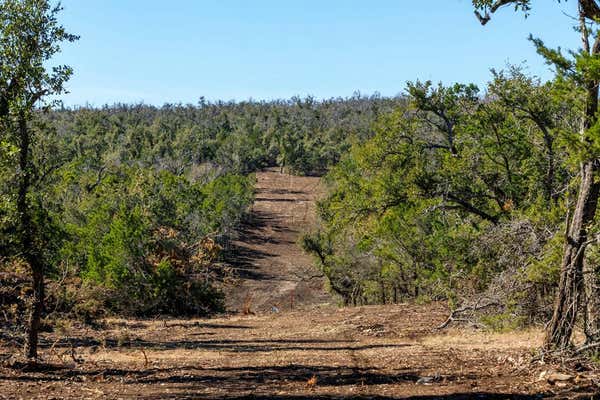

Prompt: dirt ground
[
  {"left": 222, "top": 169, "right": 333, "bottom": 313},
  {"left": 2, "top": 169, "right": 600, "bottom": 399},
  {"left": 1, "top": 304, "right": 599, "bottom": 399}
]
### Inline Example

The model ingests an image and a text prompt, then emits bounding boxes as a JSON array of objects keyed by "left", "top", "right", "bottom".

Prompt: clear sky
[{"left": 53, "top": 0, "right": 580, "bottom": 106}]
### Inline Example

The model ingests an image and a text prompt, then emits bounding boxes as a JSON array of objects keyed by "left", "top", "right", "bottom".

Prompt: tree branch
[
  {"left": 446, "top": 192, "right": 500, "bottom": 224},
  {"left": 475, "top": 0, "right": 520, "bottom": 25},
  {"left": 580, "top": 0, "right": 600, "bottom": 21}
]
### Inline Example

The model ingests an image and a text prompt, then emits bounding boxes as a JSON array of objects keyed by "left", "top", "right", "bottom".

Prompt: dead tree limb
[{"left": 437, "top": 301, "right": 501, "bottom": 330}]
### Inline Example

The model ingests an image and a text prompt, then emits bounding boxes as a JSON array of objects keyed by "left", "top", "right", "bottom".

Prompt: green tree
[
  {"left": 475, "top": 0, "right": 600, "bottom": 350},
  {"left": 0, "top": 0, "right": 77, "bottom": 358},
  {"left": 308, "top": 68, "right": 572, "bottom": 314}
]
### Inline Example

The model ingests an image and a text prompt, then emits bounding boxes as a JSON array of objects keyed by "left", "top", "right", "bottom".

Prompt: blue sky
[{"left": 54, "top": 0, "right": 580, "bottom": 106}]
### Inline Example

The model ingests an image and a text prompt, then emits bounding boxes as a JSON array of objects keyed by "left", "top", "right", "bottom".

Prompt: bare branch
[{"left": 475, "top": 0, "right": 521, "bottom": 25}]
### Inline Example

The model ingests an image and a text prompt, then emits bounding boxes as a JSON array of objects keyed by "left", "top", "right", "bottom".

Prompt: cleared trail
[{"left": 223, "top": 168, "right": 333, "bottom": 313}]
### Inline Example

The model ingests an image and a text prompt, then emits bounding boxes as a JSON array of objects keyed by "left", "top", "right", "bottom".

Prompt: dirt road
[{"left": 223, "top": 169, "right": 333, "bottom": 313}]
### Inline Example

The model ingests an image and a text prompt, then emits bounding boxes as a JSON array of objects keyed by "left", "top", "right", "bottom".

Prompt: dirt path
[{"left": 223, "top": 168, "right": 333, "bottom": 313}]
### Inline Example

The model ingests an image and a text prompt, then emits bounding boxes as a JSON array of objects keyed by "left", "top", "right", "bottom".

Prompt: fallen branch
[
  {"left": 47, "top": 337, "right": 64, "bottom": 363},
  {"left": 70, "top": 345, "right": 83, "bottom": 364},
  {"left": 573, "top": 341, "right": 600, "bottom": 355},
  {"left": 437, "top": 301, "right": 501, "bottom": 330},
  {"left": 140, "top": 347, "right": 149, "bottom": 368}
]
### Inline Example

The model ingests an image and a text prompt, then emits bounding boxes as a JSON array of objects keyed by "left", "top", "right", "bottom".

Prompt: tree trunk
[
  {"left": 379, "top": 280, "right": 386, "bottom": 304},
  {"left": 580, "top": 6, "right": 600, "bottom": 346},
  {"left": 25, "top": 265, "right": 44, "bottom": 359},
  {"left": 540, "top": 127, "right": 557, "bottom": 203},
  {"left": 544, "top": 160, "right": 600, "bottom": 349},
  {"left": 413, "top": 270, "right": 419, "bottom": 298},
  {"left": 545, "top": 10, "right": 600, "bottom": 348},
  {"left": 583, "top": 254, "right": 600, "bottom": 342},
  {"left": 16, "top": 113, "right": 44, "bottom": 359}
]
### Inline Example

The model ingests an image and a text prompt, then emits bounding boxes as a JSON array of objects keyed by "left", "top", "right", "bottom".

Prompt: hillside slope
[{"left": 223, "top": 168, "right": 334, "bottom": 313}]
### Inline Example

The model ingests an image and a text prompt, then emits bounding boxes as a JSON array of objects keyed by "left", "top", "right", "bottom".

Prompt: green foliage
[
  {"left": 56, "top": 166, "right": 253, "bottom": 316},
  {"left": 40, "top": 95, "right": 403, "bottom": 177},
  {"left": 480, "top": 311, "right": 527, "bottom": 332},
  {"left": 1, "top": 86, "right": 404, "bottom": 318},
  {"left": 200, "top": 173, "right": 255, "bottom": 233},
  {"left": 472, "top": 0, "right": 531, "bottom": 12},
  {"left": 526, "top": 229, "right": 563, "bottom": 287},
  {"left": 306, "top": 67, "right": 574, "bottom": 310}
]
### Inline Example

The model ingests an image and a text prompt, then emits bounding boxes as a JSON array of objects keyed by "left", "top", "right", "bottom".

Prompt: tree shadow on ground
[
  {"left": 174, "top": 395, "right": 558, "bottom": 400},
  {"left": 1, "top": 362, "right": 579, "bottom": 399},
  {"left": 107, "top": 321, "right": 252, "bottom": 330},
  {"left": 221, "top": 242, "right": 275, "bottom": 280},
  {"left": 37, "top": 336, "right": 411, "bottom": 354},
  {"left": 221, "top": 209, "right": 294, "bottom": 282},
  {"left": 0, "top": 363, "right": 449, "bottom": 386},
  {"left": 263, "top": 188, "right": 307, "bottom": 196},
  {"left": 255, "top": 197, "right": 305, "bottom": 203}
]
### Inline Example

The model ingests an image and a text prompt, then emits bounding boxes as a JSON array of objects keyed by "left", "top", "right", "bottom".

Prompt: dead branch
[
  {"left": 70, "top": 345, "right": 82, "bottom": 364},
  {"left": 242, "top": 293, "right": 254, "bottom": 315},
  {"left": 437, "top": 301, "right": 501, "bottom": 329},
  {"left": 291, "top": 266, "right": 325, "bottom": 282},
  {"left": 140, "top": 347, "right": 149, "bottom": 368},
  {"left": 573, "top": 341, "right": 600, "bottom": 355},
  {"left": 47, "top": 337, "right": 64, "bottom": 363},
  {"left": 475, "top": 0, "right": 517, "bottom": 25}
]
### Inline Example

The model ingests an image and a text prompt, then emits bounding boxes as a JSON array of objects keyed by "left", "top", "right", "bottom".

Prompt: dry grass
[{"left": 421, "top": 328, "right": 544, "bottom": 350}]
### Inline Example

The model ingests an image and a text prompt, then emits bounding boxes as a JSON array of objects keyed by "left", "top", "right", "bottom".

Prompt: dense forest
[{"left": 4, "top": 0, "right": 600, "bottom": 372}]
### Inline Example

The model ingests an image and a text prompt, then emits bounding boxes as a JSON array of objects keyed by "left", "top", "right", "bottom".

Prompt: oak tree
[{"left": 0, "top": 0, "right": 77, "bottom": 359}]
